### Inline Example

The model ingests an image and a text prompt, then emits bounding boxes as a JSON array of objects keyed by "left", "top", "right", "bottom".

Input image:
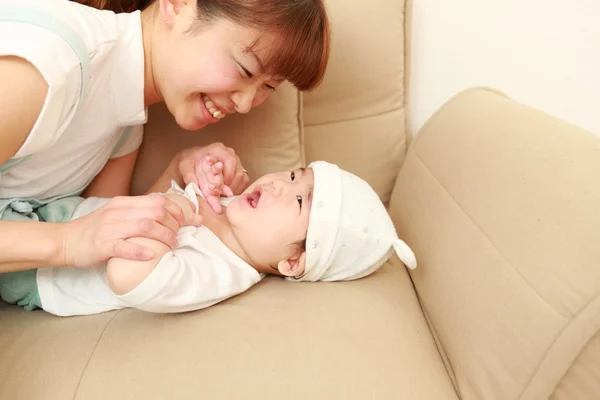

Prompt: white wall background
[{"left": 408, "top": 0, "right": 600, "bottom": 137}]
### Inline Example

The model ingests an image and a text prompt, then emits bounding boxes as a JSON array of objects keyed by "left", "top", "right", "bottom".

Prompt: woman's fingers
[
  {"left": 110, "top": 239, "right": 155, "bottom": 261},
  {"left": 216, "top": 149, "right": 239, "bottom": 184},
  {"left": 107, "top": 194, "right": 171, "bottom": 210},
  {"left": 63, "top": 194, "right": 189, "bottom": 267},
  {"left": 119, "top": 209, "right": 179, "bottom": 243},
  {"left": 115, "top": 217, "right": 179, "bottom": 249},
  {"left": 107, "top": 197, "right": 182, "bottom": 230},
  {"left": 160, "top": 196, "right": 189, "bottom": 227},
  {"left": 228, "top": 168, "right": 250, "bottom": 195},
  {"left": 178, "top": 145, "right": 249, "bottom": 211}
]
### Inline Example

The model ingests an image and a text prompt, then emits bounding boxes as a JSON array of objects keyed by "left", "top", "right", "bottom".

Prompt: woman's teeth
[{"left": 202, "top": 95, "right": 225, "bottom": 119}]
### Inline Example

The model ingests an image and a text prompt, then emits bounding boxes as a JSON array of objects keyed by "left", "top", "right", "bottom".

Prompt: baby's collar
[{"left": 167, "top": 180, "right": 237, "bottom": 213}]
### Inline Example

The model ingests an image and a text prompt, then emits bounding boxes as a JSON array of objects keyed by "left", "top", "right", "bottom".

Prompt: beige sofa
[{"left": 1, "top": 1, "right": 599, "bottom": 399}]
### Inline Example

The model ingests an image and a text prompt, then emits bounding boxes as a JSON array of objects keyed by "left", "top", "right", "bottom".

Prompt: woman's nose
[{"left": 232, "top": 88, "right": 256, "bottom": 114}]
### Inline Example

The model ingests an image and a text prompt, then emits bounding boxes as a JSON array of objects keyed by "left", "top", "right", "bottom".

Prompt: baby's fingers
[
  {"left": 204, "top": 154, "right": 218, "bottom": 165},
  {"left": 206, "top": 195, "right": 223, "bottom": 214},
  {"left": 208, "top": 171, "right": 225, "bottom": 192},
  {"left": 211, "top": 161, "right": 223, "bottom": 175}
]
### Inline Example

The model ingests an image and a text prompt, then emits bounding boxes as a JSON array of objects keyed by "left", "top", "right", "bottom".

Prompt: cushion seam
[
  {"left": 547, "top": 330, "right": 600, "bottom": 399},
  {"left": 520, "top": 292, "right": 600, "bottom": 400},
  {"left": 304, "top": 105, "right": 405, "bottom": 128},
  {"left": 72, "top": 309, "right": 124, "bottom": 399}
]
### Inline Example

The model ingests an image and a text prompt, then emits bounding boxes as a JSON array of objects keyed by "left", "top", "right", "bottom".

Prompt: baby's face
[{"left": 225, "top": 168, "right": 314, "bottom": 273}]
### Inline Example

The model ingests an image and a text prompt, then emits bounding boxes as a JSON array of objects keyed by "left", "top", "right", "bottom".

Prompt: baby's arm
[{"left": 106, "top": 193, "right": 196, "bottom": 295}]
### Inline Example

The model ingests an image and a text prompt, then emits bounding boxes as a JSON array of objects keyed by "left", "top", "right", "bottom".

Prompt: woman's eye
[
  {"left": 290, "top": 171, "right": 296, "bottom": 181},
  {"left": 297, "top": 195, "right": 303, "bottom": 208},
  {"left": 238, "top": 63, "right": 253, "bottom": 78}
]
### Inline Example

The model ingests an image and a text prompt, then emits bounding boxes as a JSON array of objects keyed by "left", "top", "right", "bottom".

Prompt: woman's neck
[{"left": 140, "top": 3, "right": 161, "bottom": 106}]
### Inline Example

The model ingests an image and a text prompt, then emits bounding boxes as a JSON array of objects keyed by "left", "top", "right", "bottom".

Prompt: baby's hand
[{"left": 196, "top": 155, "right": 234, "bottom": 214}]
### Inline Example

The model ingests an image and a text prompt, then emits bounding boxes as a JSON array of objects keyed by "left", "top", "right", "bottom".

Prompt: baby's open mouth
[{"left": 246, "top": 187, "right": 262, "bottom": 208}]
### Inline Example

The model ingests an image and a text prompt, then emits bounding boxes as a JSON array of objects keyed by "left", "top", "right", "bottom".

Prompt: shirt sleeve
[
  {"left": 114, "top": 226, "right": 262, "bottom": 313},
  {"left": 0, "top": 22, "right": 82, "bottom": 158},
  {"left": 109, "top": 124, "right": 144, "bottom": 159}
]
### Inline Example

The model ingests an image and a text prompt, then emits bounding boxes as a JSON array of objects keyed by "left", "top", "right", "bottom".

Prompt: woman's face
[{"left": 151, "top": 0, "right": 284, "bottom": 131}]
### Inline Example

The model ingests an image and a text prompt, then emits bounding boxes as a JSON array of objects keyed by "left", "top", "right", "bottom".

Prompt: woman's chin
[{"left": 177, "top": 116, "right": 209, "bottom": 132}]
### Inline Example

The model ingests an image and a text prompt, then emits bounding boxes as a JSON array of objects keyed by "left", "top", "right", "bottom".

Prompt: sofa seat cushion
[
  {"left": 0, "top": 259, "right": 457, "bottom": 400},
  {"left": 0, "top": 304, "right": 119, "bottom": 399}
]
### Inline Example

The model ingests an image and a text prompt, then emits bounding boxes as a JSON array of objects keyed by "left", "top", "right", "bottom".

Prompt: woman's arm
[
  {"left": 106, "top": 193, "right": 196, "bottom": 295},
  {"left": 82, "top": 149, "right": 140, "bottom": 198},
  {"left": 0, "top": 194, "right": 192, "bottom": 273},
  {"left": 0, "top": 221, "right": 67, "bottom": 273},
  {"left": 0, "top": 55, "right": 46, "bottom": 164},
  {"left": 144, "top": 153, "right": 185, "bottom": 194},
  {"left": 0, "top": 56, "right": 63, "bottom": 273},
  {"left": 0, "top": 58, "right": 198, "bottom": 273}
]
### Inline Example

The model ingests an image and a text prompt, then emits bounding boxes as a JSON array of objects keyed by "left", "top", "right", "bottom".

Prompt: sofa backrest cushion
[
  {"left": 132, "top": 0, "right": 409, "bottom": 208},
  {"left": 302, "top": 0, "right": 409, "bottom": 206}
]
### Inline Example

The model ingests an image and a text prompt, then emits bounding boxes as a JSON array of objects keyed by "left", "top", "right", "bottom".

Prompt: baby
[{"left": 0, "top": 159, "right": 416, "bottom": 316}]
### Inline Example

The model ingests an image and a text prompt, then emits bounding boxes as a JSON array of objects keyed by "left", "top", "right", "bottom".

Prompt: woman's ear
[
  {"left": 277, "top": 251, "right": 306, "bottom": 278},
  {"left": 158, "top": 0, "right": 188, "bottom": 28}
]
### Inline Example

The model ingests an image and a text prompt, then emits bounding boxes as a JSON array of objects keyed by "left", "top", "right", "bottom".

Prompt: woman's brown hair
[{"left": 71, "top": 0, "right": 330, "bottom": 91}]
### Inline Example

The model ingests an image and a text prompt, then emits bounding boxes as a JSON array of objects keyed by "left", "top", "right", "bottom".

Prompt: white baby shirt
[
  {"left": 0, "top": 0, "right": 146, "bottom": 200},
  {"left": 36, "top": 187, "right": 263, "bottom": 317}
]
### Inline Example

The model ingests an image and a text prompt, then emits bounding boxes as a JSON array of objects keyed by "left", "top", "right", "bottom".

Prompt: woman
[{"left": 0, "top": 0, "right": 330, "bottom": 273}]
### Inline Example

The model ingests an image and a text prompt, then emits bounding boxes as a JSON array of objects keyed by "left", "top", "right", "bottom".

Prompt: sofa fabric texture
[{"left": 1, "top": 0, "right": 598, "bottom": 399}]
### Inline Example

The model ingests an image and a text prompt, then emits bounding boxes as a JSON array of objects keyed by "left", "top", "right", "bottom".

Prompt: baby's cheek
[{"left": 253, "top": 174, "right": 275, "bottom": 185}]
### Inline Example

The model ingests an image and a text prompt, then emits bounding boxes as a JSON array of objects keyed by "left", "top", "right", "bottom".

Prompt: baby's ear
[{"left": 277, "top": 251, "right": 306, "bottom": 278}]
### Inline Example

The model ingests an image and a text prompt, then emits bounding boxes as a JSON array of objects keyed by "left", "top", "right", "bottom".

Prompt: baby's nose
[{"left": 267, "top": 181, "right": 284, "bottom": 196}]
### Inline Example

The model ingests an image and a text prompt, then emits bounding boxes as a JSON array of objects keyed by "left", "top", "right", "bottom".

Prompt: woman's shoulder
[
  {"left": 0, "top": 56, "right": 48, "bottom": 165},
  {"left": 0, "top": 0, "right": 142, "bottom": 160},
  {"left": 0, "top": 1, "right": 123, "bottom": 102}
]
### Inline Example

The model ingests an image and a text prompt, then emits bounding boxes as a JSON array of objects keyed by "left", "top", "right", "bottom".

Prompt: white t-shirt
[
  {"left": 0, "top": 0, "right": 146, "bottom": 200},
  {"left": 36, "top": 192, "right": 264, "bottom": 317}
]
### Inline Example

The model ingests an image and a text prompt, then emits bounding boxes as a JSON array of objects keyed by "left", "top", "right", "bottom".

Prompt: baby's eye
[
  {"left": 297, "top": 195, "right": 303, "bottom": 208},
  {"left": 290, "top": 171, "right": 296, "bottom": 181}
]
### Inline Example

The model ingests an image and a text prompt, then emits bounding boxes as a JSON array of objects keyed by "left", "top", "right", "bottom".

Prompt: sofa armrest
[{"left": 388, "top": 87, "right": 600, "bottom": 400}]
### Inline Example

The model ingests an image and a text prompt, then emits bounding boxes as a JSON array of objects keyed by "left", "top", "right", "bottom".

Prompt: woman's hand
[
  {"left": 61, "top": 194, "right": 202, "bottom": 267},
  {"left": 176, "top": 143, "right": 250, "bottom": 213},
  {"left": 194, "top": 155, "right": 234, "bottom": 214}
]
